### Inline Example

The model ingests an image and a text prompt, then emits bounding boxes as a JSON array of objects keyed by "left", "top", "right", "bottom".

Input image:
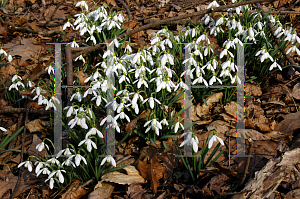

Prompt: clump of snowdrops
[{"left": 14, "top": 0, "right": 300, "bottom": 189}]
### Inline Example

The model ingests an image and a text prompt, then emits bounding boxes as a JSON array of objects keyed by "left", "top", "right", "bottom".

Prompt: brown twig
[
  {"left": 116, "top": 0, "right": 133, "bottom": 21},
  {"left": 239, "top": 138, "right": 253, "bottom": 186},
  {"left": 13, "top": 26, "right": 66, "bottom": 41},
  {"left": 255, "top": 3, "right": 299, "bottom": 71},
  {"left": 27, "top": 9, "right": 40, "bottom": 22},
  {"left": 72, "top": 0, "right": 275, "bottom": 59},
  {"left": 10, "top": 107, "right": 29, "bottom": 199},
  {"left": 0, "top": 108, "right": 53, "bottom": 115}
]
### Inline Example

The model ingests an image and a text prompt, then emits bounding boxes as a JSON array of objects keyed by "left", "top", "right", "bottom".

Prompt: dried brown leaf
[
  {"left": 61, "top": 180, "right": 87, "bottom": 199},
  {"left": 102, "top": 165, "right": 145, "bottom": 185},
  {"left": 292, "top": 83, "right": 300, "bottom": 100}
]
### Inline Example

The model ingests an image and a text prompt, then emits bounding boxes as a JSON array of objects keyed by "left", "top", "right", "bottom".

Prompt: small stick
[
  {"left": 27, "top": 9, "right": 39, "bottom": 22},
  {"left": 116, "top": 0, "right": 133, "bottom": 21},
  {"left": 0, "top": 108, "right": 53, "bottom": 115}
]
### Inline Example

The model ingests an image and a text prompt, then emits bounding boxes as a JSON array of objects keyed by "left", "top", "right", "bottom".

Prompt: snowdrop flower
[
  {"left": 86, "top": 34, "right": 97, "bottom": 45},
  {"left": 109, "top": 38, "right": 120, "bottom": 48},
  {"left": 36, "top": 166, "right": 50, "bottom": 177},
  {"left": 70, "top": 39, "right": 79, "bottom": 48},
  {"left": 215, "top": 15, "right": 225, "bottom": 26},
  {"left": 269, "top": 60, "right": 282, "bottom": 71},
  {"left": 79, "top": 138, "right": 97, "bottom": 152},
  {"left": 45, "top": 177, "right": 58, "bottom": 189},
  {"left": 231, "top": 74, "right": 241, "bottom": 84},
  {"left": 63, "top": 20, "right": 74, "bottom": 30},
  {"left": 207, "top": 0, "right": 219, "bottom": 9},
  {"left": 209, "top": 73, "right": 222, "bottom": 85},
  {"left": 160, "top": 118, "right": 169, "bottom": 126},
  {"left": 49, "top": 169, "right": 66, "bottom": 184},
  {"left": 12, "top": 74, "right": 22, "bottom": 82},
  {"left": 144, "top": 118, "right": 162, "bottom": 136},
  {"left": 115, "top": 111, "right": 130, "bottom": 122},
  {"left": 101, "top": 155, "right": 116, "bottom": 167},
  {"left": 18, "top": 160, "right": 33, "bottom": 172},
  {"left": 220, "top": 46, "right": 234, "bottom": 58},
  {"left": 27, "top": 80, "right": 35, "bottom": 88},
  {"left": 203, "top": 59, "right": 218, "bottom": 71},
  {"left": 62, "top": 158, "right": 76, "bottom": 168},
  {"left": 56, "top": 147, "right": 74, "bottom": 158},
  {"left": 36, "top": 142, "right": 49, "bottom": 152},
  {"left": 133, "top": 77, "right": 148, "bottom": 89},
  {"left": 9, "top": 83, "right": 18, "bottom": 91},
  {"left": 160, "top": 53, "right": 174, "bottom": 66},
  {"left": 45, "top": 64, "right": 55, "bottom": 75},
  {"left": 208, "top": 134, "right": 224, "bottom": 149},
  {"left": 173, "top": 120, "right": 184, "bottom": 134},
  {"left": 182, "top": 56, "right": 197, "bottom": 67},
  {"left": 69, "top": 154, "right": 87, "bottom": 166},
  {"left": 0, "top": 127, "right": 7, "bottom": 131},
  {"left": 180, "top": 132, "right": 199, "bottom": 153},
  {"left": 160, "top": 39, "right": 173, "bottom": 51},
  {"left": 124, "top": 44, "right": 132, "bottom": 54},
  {"left": 193, "top": 74, "right": 208, "bottom": 86},
  {"left": 0, "top": 47, "right": 7, "bottom": 56},
  {"left": 254, "top": 21, "right": 265, "bottom": 31},
  {"left": 47, "top": 157, "right": 60, "bottom": 166},
  {"left": 100, "top": 114, "right": 115, "bottom": 126},
  {"left": 287, "top": 45, "right": 300, "bottom": 56},
  {"left": 8, "top": 54, "right": 12, "bottom": 62},
  {"left": 75, "top": 54, "right": 85, "bottom": 63},
  {"left": 76, "top": 0, "right": 88, "bottom": 10},
  {"left": 196, "top": 34, "right": 210, "bottom": 44},
  {"left": 201, "top": 15, "right": 214, "bottom": 26},
  {"left": 255, "top": 48, "right": 274, "bottom": 62},
  {"left": 174, "top": 80, "right": 189, "bottom": 91},
  {"left": 86, "top": 127, "right": 104, "bottom": 138},
  {"left": 68, "top": 116, "right": 88, "bottom": 129},
  {"left": 70, "top": 90, "right": 83, "bottom": 102},
  {"left": 143, "top": 96, "right": 161, "bottom": 109}
]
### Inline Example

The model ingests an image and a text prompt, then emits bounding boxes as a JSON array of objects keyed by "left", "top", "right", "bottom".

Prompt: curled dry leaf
[
  {"left": 137, "top": 155, "right": 165, "bottom": 194},
  {"left": 61, "top": 180, "right": 87, "bottom": 199},
  {"left": 197, "top": 92, "right": 223, "bottom": 117},
  {"left": 88, "top": 182, "right": 115, "bottom": 199},
  {"left": 25, "top": 119, "right": 50, "bottom": 133},
  {"left": 245, "top": 83, "right": 262, "bottom": 97},
  {"left": 101, "top": 165, "right": 145, "bottom": 185},
  {"left": 127, "top": 184, "right": 147, "bottom": 199},
  {"left": 292, "top": 83, "right": 300, "bottom": 100}
]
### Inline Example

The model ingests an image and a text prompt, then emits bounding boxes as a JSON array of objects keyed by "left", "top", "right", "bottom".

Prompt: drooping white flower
[
  {"left": 69, "top": 154, "right": 87, "bottom": 166},
  {"left": 207, "top": 0, "right": 220, "bottom": 9},
  {"left": 143, "top": 97, "right": 161, "bottom": 109},
  {"left": 269, "top": 61, "right": 282, "bottom": 71},
  {"left": 7, "top": 54, "right": 12, "bottom": 62},
  {"left": 18, "top": 160, "right": 33, "bottom": 172},
  {"left": 0, "top": 127, "right": 7, "bottom": 131},
  {"left": 48, "top": 169, "right": 66, "bottom": 184},
  {"left": 36, "top": 142, "right": 49, "bottom": 152},
  {"left": 56, "top": 147, "right": 74, "bottom": 158},
  {"left": 144, "top": 118, "right": 162, "bottom": 136},
  {"left": 287, "top": 45, "right": 300, "bottom": 56},
  {"left": 208, "top": 135, "right": 224, "bottom": 149},
  {"left": 101, "top": 155, "right": 116, "bottom": 167},
  {"left": 86, "top": 127, "right": 104, "bottom": 138},
  {"left": 63, "top": 20, "right": 74, "bottom": 30},
  {"left": 75, "top": 0, "right": 88, "bottom": 10},
  {"left": 78, "top": 138, "right": 97, "bottom": 152},
  {"left": 180, "top": 132, "right": 199, "bottom": 153}
]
